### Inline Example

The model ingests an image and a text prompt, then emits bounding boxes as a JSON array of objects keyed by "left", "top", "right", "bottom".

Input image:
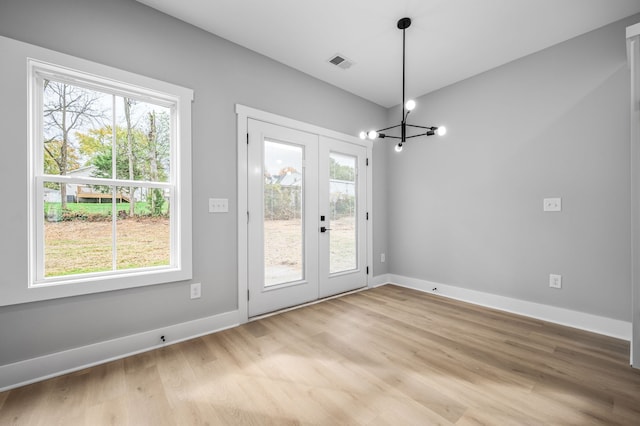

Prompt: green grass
[{"left": 44, "top": 218, "right": 170, "bottom": 277}]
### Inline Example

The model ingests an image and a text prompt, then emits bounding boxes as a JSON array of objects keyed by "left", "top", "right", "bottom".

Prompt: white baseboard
[
  {"left": 370, "top": 273, "right": 391, "bottom": 288},
  {"left": 0, "top": 309, "right": 240, "bottom": 392},
  {"left": 388, "top": 274, "right": 631, "bottom": 341},
  {"left": 2, "top": 277, "right": 631, "bottom": 392}
]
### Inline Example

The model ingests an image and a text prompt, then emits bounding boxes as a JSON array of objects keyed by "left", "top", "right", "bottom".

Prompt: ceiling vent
[{"left": 328, "top": 54, "right": 354, "bottom": 70}]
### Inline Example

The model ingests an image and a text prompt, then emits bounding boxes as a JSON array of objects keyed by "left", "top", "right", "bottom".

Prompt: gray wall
[
  {"left": 1, "top": 0, "right": 635, "bottom": 370},
  {"left": 388, "top": 15, "right": 639, "bottom": 321},
  {"left": 0, "top": 0, "right": 387, "bottom": 365}
]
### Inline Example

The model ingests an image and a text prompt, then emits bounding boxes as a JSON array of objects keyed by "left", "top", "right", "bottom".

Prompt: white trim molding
[
  {"left": 627, "top": 21, "right": 640, "bottom": 367},
  {"left": 370, "top": 273, "right": 391, "bottom": 288},
  {"left": 388, "top": 274, "right": 631, "bottom": 340},
  {"left": 0, "top": 310, "right": 239, "bottom": 392}
]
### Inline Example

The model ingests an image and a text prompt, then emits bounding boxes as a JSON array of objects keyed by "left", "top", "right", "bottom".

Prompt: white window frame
[{"left": 26, "top": 56, "right": 193, "bottom": 302}]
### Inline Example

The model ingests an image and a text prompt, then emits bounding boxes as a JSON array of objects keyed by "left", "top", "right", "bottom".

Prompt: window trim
[{"left": 25, "top": 55, "right": 193, "bottom": 302}]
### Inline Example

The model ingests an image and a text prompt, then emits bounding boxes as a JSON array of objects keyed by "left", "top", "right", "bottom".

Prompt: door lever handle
[{"left": 320, "top": 226, "right": 332, "bottom": 233}]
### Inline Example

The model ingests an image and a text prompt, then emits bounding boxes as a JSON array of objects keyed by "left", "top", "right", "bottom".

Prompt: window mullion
[
  {"left": 40, "top": 175, "right": 172, "bottom": 189},
  {"left": 111, "top": 95, "right": 118, "bottom": 271},
  {"left": 32, "top": 71, "right": 45, "bottom": 283}
]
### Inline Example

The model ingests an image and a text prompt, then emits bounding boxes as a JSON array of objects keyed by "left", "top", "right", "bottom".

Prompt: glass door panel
[
  {"left": 329, "top": 152, "right": 357, "bottom": 274},
  {"left": 263, "top": 140, "right": 304, "bottom": 286}
]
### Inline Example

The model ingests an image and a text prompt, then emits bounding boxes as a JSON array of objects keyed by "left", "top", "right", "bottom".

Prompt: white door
[
  {"left": 318, "top": 136, "right": 368, "bottom": 298},
  {"left": 247, "top": 120, "right": 367, "bottom": 317},
  {"left": 248, "top": 119, "right": 319, "bottom": 317}
]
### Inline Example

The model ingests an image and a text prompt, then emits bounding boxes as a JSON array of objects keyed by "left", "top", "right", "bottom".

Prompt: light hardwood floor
[{"left": 1, "top": 284, "right": 639, "bottom": 425}]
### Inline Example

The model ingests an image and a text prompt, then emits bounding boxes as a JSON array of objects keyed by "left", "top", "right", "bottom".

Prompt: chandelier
[{"left": 360, "top": 17, "right": 446, "bottom": 152}]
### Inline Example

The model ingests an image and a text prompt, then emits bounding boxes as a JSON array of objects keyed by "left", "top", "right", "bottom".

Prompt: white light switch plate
[
  {"left": 209, "top": 198, "right": 228, "bottom": 213},
  {"left": 543, "top": 198, "right": 561, "bottom": 212}
]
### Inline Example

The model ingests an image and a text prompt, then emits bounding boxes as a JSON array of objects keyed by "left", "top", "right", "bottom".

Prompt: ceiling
[{"left": 137, "top": 0, "right": 640, "bottom": 108}]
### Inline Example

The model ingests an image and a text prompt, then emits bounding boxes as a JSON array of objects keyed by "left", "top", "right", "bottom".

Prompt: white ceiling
[{"left": 137, "top": 0, "right": 640, "bottom": 108}]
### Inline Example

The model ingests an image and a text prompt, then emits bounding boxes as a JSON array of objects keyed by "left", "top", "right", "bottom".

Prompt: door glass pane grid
[
  {"left": 328, "top": 152, "right": 357, "bottom": 274},
  {"left": 263, "top": 139, "right": 304, "bottom": 286}
]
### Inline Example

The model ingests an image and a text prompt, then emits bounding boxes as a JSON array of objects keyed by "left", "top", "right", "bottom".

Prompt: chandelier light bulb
[
  {"left": 368, "top": 130, "right": 379, "bottom": 140},
  {"left": 437, "top": 126, "right": 447, "bottom": 136},
  {"left": 405, "top": 100, "right": 416, "bottom": 111},
  {"left": 359, "top": 131, "right": 367, "bottom": 140},
  {"left": 395, "top": 143, "right": 403, "bottom": 152}
]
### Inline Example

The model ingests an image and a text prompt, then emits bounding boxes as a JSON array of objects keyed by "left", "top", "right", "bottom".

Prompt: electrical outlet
[
  {"left": 380, "top": 253, "right": 385, "bottom": 263},
  {"left": 549, "top": 274, "right": 562, "bottom": 289},
  {"left": 543, "top": 198, "right": 562, "bottom": 212},
  {"left": 190, "top": 282, "right": 201, "bottom": 299}
]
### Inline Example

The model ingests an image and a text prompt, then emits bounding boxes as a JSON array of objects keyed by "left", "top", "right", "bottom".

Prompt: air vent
[{"left": 328, "top": 54, "right": 354, "bottom": 70}]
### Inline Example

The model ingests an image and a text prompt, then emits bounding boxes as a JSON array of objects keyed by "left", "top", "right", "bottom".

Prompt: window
[{"left": 28, "top": 58, "right": 192, "bottom": 298}]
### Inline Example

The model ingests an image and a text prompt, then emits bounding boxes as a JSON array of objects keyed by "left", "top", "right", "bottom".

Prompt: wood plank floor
[{"left": 1, "top": 284, "right": 639, "bottom": 425}]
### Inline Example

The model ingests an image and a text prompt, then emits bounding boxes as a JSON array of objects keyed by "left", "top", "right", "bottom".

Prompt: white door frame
[
  {"left": 236, "top": 104, "right": 373, "bottom": 323},
  {"left": 627, "top": 23, "right": 640, "bottom": 368}
]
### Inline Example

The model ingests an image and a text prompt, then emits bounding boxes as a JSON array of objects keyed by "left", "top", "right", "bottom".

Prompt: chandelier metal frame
[{"left": 360, "top": 17, "right": 446, "bottom": 152}]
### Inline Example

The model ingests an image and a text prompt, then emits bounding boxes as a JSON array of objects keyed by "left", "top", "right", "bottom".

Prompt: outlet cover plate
[
  {"left": 549, "top": 274, "right": 562, "bottom": 289},
  {"left": 190, "top": 282, "right": 201, "bottom": 299},
  {"left": 543, "top": 198, "right": 562, "bottom": 212}
]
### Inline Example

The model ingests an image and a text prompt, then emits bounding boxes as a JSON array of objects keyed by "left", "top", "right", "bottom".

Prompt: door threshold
[{"left": 249, "top": 286, "right": 368, "bottom": 322}]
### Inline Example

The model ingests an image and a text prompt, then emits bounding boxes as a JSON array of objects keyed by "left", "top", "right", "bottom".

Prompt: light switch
[
  {"left": 543, "top": 198, "right": 561, "bottom": 212},
  {"left": 209, "top": 198, "right": 229, "bottom": 213}
]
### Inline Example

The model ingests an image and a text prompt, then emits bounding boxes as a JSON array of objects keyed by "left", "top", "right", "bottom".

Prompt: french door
[
  {"left": 318, "top": 136, "right": 367, "bottom": 298},
  {"left": 247, "top": 119, "right": 367, "bottom": 317}
]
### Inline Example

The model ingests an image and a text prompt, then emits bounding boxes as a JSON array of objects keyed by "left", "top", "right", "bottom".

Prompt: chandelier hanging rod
[{"left": 401, "top": 16, "right": 408, "bottom": 125}]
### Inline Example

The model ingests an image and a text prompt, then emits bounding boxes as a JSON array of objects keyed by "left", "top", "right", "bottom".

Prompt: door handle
[{"left": 320, "top": 226, "right": 332, "bottom": 233}]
